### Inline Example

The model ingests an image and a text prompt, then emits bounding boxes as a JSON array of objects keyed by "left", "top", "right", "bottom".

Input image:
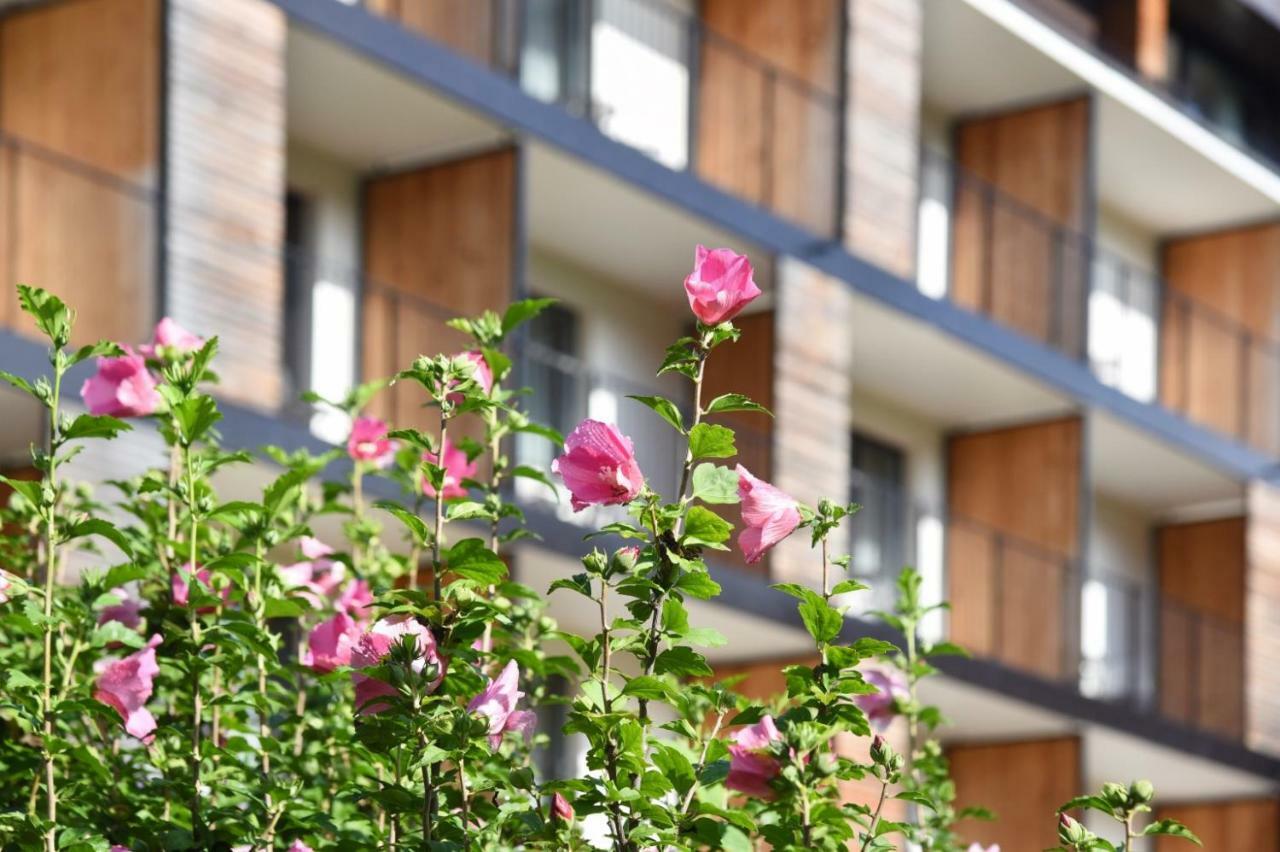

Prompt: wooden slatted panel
[
  {"left": 0, "top": 0, "right": 159, "bottom": 345},
  {"left": 361, "top": 149, "right": 515, "bottom": 432},
  {"left": 949, "top": 737, "right": 1081, "bottom": 852},
  {"left": 952, "top": 97, "right": 1091, "bottom": 354},
  {"left": 701, "top": 310, "right": 774, "bottom": 576},
  {"left": 1157, "top": 517, "right": 1246, "bottom": 740},
  {"left": 696, "top": 0, "right": 839, "bottom": 233},
  {"left": 1099, "top": 0, "right": 1169, "bottom": 81},
  {"left": 946, "top": 417, "right": 1081, "bottom": 679},
  {"left": 1159, "top": 223, "right": 1280, "bottom": 455},
  {"left": 364, "top": 0, "right": 496, "bottom": 64},
  {"left": 1154, "top": 799, "right": 1279, "bottom": 852}
]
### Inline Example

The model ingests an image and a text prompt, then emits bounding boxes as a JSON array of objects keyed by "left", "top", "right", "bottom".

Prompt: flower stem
[
  {"left": 597, "top": 584, "right": 630, "bottom": 847},
  {"left": 40, "top": 364, "right": 63, "bottom": 852},
  {"left": 678, "top": 711, "right": 724, "bottom": 817},
  {"left": 184, "top": 442, "right": 204, "bottom": 841},
  {"left": 859, "top": 778, "right": 890, "bottom": 852}
]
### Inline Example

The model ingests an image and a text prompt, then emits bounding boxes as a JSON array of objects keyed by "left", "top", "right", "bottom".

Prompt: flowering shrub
[{"left": 0, "top": 257, "right": 1200, "bottom": 850}]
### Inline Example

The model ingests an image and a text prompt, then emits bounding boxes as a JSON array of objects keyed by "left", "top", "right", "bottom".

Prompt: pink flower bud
[
  {"left": 683, "top": 245, "right": 761, "bottom": 325},
  {"left": 551, "top": 791, "right": 575, "bottom": 823}
]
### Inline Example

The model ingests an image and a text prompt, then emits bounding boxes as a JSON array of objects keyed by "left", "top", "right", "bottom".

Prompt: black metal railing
[
  {"left": 921, "top": 145, "right": 1280, "bottom": 456},
  {"left": 1156, "top": 597, "right": 1246, "bottom": 742},
  {"left": 360, "top": 0, "right": 842, "bottom": 236}
]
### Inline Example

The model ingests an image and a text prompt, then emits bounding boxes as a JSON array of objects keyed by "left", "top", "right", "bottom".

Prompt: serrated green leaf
[
  {"left": 17, "top": 285, "right": 72, "bottom": 347},
  {"left": 683, "top": 506, "right": 731, "bottom": 548},
  {"left": 61, "top": 413, "right": 131, "bottom": 442},
  {"left": 675, "top": 570, "right": 720, "bottom": 600},
  {"left": 374, "top": 500, "right": 430, "bottom": 544},
  {"left": 502, "top": 298, "right": 557, "bottom": 335},
  {"left": 621, "top": 675, "right": 675, "bottom": 702},
  {"left": 688, "top": 422, "right": 736, "bottom": 460},
  {"left": 627, "top": 395, "right": 684, "bottom": 433},
  {"left": 447, "top": 538, "right": 507, "bottom": 585},
  {"left": 171, "top": 394, "right": 221, "bottom": 446},
  {"left": 831, "top": 579, "right": 869, "bottom": 595},
  {"left": 1142, "top": 820, "right": 1200, "bottom": 845},
  {"left": 654, "top": 646, "right": 712, "bottom": 677},
  {"left": 63, "top": 519, "right": 131, "bottom": 557},
  {"left": 691, "top": 463, "right": 739, "bottom": 504},
  {"left": 704, "top": 393, "right": 770, "bottom": 417}
]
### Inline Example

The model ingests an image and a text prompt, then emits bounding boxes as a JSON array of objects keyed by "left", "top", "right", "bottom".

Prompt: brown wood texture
[
  {"left": 946, "top": 417, "right": 1082, "bottom": 679},
  {"left": 362, "top": 149, "right": 515, "bottom": 430},
  {"left": 949, "top": 737, "right": 1081, "bottom": 852},
  {"left": 1157, "top": 517, "right": 1246, "bottom": 739},
  {"left": 364, "top": 0, "right": 496, "bottom": 64},
  {"left": 1159, "top": 223, "right": 1280, "bottom": 455},
  {"left": 0, "top": 0, "right": 159, "bottom": 345},
  {"left": 695, "top": 0, "right": 839, "bottom": 233},
  {"left": 1099, "top": 0, "right": 1169, "bottom": 81},
  {"left": 951, "top": 97, "right": 1091, "bottom": 352},
  {"left": 1154, "top": 799, "right": 1279, "bottom": 852}
]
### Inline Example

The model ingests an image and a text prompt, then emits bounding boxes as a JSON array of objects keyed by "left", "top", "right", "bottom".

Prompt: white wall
[
  {"left": 1089, "top": 205, "right": 1160, "bottom": 402},
  {"left": 286, "top": 141, "right": 361, "bottom": 442}
]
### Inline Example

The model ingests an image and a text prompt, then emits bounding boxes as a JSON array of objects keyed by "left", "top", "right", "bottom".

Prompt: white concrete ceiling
[{"left": 922, "top": 0, "right": 1280, "bottom": 235}]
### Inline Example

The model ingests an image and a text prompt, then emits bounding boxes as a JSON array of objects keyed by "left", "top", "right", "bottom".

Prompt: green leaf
[
  {"left": 0, "top": 370, "right": 36, "bottom": 398},
  {"left": 683, "top": 506, "right": 731, "bottom": 548},
  {"left": 512, "top": 465, "right": 558, "bottom": 493},
  {"left": 831, "top": 579, "right": 869, "bottom": 595},
  {"left": 704, "top": 393, "right": 771, "bottom": 417},
  {"left": 62, "top": 519, "right": 132, "bottom": 557},
  {"left": 621, "top": 675, "right": 675, "bottom": 702},
  {"left": 377, "top": 500, "right": 430, "bottom": 543},
  {"left": 923, "top": 640, "right": 970, "bottom": 658},
  {"left": 674, "top": 570, "right": 721, "bottom": 600},
  {"left": 17, "top": 285, "right": 72, "bottom": 347},
  {"left": 651, "top": 743, "right": 696, "bottom": 796},
  {"left": 0, "top": 475, "right": 42, "bottom": 508},
  {"left": 627, "top": 395, "right": 684, "bottom": 433},
  {"left": 654, "top": 646, "right": 712, "bottom": 677},
  {"left": 446, "top": 501, "right": 494, "bottom": 521},
  {"left": 61, "top": 414, "right": 131, "bottom": 442},
  {"left": 501, "top": 298, "right": 557, "bottom": 335},
  {"left": 447, "top": 538, "right": 507, "bottom": 585},
  {"left": 66, "top": 340, "right": 124, "bottom": 368},
  {"left": 791, "top": 589, "right": 842, "bottom": 644},
  {"left": 688, "top": 422, "right": 736, "bottom": 460},
  {"left": 171, "top": 394, "right": 221, "bottom": 446},
  {"left": 548, "top": 573, "right": 593, "bottom": 598},
  {"left": 691, "top": 463, "right": 739, "bottom": 504},
  {"left": 1142, "top": 820, "right": 1201, "bottom": 845}
]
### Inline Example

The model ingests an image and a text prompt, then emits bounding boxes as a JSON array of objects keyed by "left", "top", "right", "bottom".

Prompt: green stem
[
  {"left": 859, "top": 778, "right": 890, "bottom": 852},
  {"left": 184, "top": 442, "right": 204, "bottom": 841},
  {"left": 40, "top": 364, "right": 62, "bottom": 852}
]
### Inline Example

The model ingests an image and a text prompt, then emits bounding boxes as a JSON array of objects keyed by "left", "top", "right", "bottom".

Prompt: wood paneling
[
  {"left": 946, "top": 417, "right": 1081, "bottom": 679},
  {"left": 0, "top": 0, "right": 159, "bottom": 345},
  {"left": 1099, "top": 0, "right": 1169, "bottom": 81},
  {"left": 696, "top": 0, "right": 840, "bottom": 234},
  {"left": 952, "top": 97, "right": 1091, "bottom": 353},
  {"left": 1159, "top": 223, "right": 1280, "bottom": 455},
  {"left": 1154, "top": 799, "right": 1279, "bottom": 852},
  {"left": 1157, "top": 517, "right": 1246, "bottom": 740},
  {"left": 365, "top": 0, "right": 496, "bottom": 64},
  {"left": 949, "top": 737, "right": 1081, "bottom": 852},
  {"left": 362, "top": 149, "right": 515, "bottom": 431}
]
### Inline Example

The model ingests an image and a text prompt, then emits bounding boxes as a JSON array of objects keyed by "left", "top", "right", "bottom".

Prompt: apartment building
[{"left": 1, "top": 0, "right": 1279, "bottom": 847}]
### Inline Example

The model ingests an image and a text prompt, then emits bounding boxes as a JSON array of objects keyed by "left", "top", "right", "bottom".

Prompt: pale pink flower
[
  {"left": 856, "top": 666, "right": 909, "bottom": 731},
  {"left": 337, "top": 578, "right": 374, "bottom": 621},
  {"left": 280, "top": 537, "right": 347, "bottom": 607},
  {"left": 286, "top": 842, "right": 314, "bottom": 852},
  {"left": 98, "top": 586, "right": 145, "bottom": 631},
  {"left": 172, "top": 562, "right": 227, "bottom": 613},
  {"left": 467, "top": 660, "right": 537, "bottom": 749},
  {"left": 735, "top": 465, "right": 801, "bottom": 564},
  {"left": 138, "top": 317, "right": 202, "bottom": 358},
  {"left": 683, "top": 245, "right": 761, "bottom": 325},
  {"left": 347, "top": 416, "right": 397, "bottom": 467},
  {"left": 109, "top": 846, "right": 131, "bottom": 852},
  {"left": 350, "top": 615, "right": 443, "bottom": 715},
  {"left": 966, "top": 845, "right": 999, "bottom": 852},
  {"left": 448, "top": 350, "right": 494, "bottom": 404},
  {"left": 552, "top": 420, "right": 645, "bottom": 512},
  {"left": 80, "top": 351, "right": 161, "bottom": 417},
  {"left": 725, "top": 715, "right": 783, "bottom": 799},
  {"left": 303, "top": 610, "right": 360, "bottom": 674},
  {"left": 94, "top": 634, "right": 163, "bottom": 742},
  {"left": 422, "top": 438, "right": 477, "bottom": 500},
  {"left": 0, "top": 569, "right": 18, "bottom": 604},
  {"left": 551, "top": 791, "right": 574, "bottom": 823}
]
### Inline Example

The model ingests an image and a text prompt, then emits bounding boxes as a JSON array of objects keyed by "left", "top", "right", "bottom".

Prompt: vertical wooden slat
[
  {"left": 1154, "top": 799, "right": 1279, "bottom": 851},
  {"left": 949, "top": 737, "right": 1081, "bottom": 851}
]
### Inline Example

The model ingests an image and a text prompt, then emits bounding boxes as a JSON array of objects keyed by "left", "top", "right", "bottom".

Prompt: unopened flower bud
[
  {"left": 1129, "top": 779, "right": 1154, "bottom": 804},
  {"left": 551, "top": 791, "right": 574, "bottom": 823},
  {"left": 870, "top": 734, "right": 888, "bottom": 765},
  {"left": 1102, "top": 782, "right": 1128, "bottom": 806},
  {"left": 1058, "top": 813, "right": 1085, "bottom": 845}
]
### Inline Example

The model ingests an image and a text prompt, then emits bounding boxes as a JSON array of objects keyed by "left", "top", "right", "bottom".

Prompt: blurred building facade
[{"left": 1, "top": 0, "right": 1280, "bottom": 846}]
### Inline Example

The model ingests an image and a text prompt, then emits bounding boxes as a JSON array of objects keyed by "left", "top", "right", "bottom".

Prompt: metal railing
[
  {"left": 921, "top": 145, "right": 1280, "bottom": 456},
  {"left": 361, "top": 0, "right": 842, "bottom": 236}
]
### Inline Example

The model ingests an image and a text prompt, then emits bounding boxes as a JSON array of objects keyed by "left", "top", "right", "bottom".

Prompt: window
[
  {"left": 283, "top": 190, "right": 313, "bottom": 417},
  {"left": 520, "top": 0, "right": 590, "bottom": 110},
  {"left": 849, "top": 433, "right": 908, "bottom": 586},
  {"left": 519, "top": 301, "right": 582, "bottom": 480}
]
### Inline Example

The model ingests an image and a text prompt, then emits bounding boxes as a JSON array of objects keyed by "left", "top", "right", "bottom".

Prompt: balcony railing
[
  {"left": 846, "top": 468, "right": 1247, "bottom": 742},
  {"left": 920, "top": 146, "right": 1280, "bottom": 456},
  {"left": 360, "top": 0, "right": 842, "bottom": 237}
]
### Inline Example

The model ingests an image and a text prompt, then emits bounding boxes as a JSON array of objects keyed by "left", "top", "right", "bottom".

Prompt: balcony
[
  {"left": 360, "top": 0, "right": 843, "bottom": 237},
  {"left": 846, "top": 465, "right": 1248, "bottom": 744},
  {"left": 919, "top": 146, "right": 1280, "bottom": 457}
]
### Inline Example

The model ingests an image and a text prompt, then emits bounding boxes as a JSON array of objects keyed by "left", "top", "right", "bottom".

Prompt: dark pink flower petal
[
  {"left": 552, "top": 420, "right": 645, "bottom": 511},
  {"left": 94, "top": 634, "right": 163, "bottom": 742},
  {"left": 552, "top": 791, "right": 575, "bottom": 823},
  {"left": 304, "top": 610, "right": 359, "bottom": 674},
  {"left": 447, "top": 350, "right": 494, "bottom": 404},
  {"left": 347, "top": 416, "right": 397, "bottom": 467},
  {"left": 80, "top": 351, "right": 161, "bottom": 418},
  {"left": 138, "top": 317, "right": 203, "bottom": 358},
  {"left": 725, "top": 714, "right": 783, "bottom": 799},
  {"left": 683, "top": 245, "right": 761, "bottom": 325},
  {"left": 735, "top": 466, "right": 801, "bottom": 564}
]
